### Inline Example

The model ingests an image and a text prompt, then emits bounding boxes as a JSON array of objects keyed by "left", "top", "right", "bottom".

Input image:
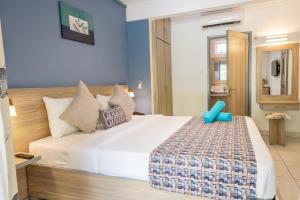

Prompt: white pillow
[
  {"left": 43, "top": 97, "right": 79, "bottom": 138},
  {"left": 96, "top": 94, "right": 111, "bottom": 110}
]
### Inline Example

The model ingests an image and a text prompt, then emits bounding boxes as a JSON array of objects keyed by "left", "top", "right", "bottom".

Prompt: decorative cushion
[
  {"left": 99, "top": 106, "right": 126, "bottom": 129},
  {"left": 60, "top": 81, "right": 102, "bottom": 133},
  {"left": 43, "top": 97, "right": 79, "bottom": 138},
  {"left": 96, "top": 94, "right": 111, "bottom": 110},
  {"left": 109, "top": 85, "right": 135, "bottom": 121}
]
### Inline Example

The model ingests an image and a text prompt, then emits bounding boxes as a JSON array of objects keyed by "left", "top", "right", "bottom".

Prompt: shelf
[
  {"left": 257, "top": 101, "right": 300, "bottom": 111},
  {"left": 257, "top": 100, "right": 300, "bottom": 104}
]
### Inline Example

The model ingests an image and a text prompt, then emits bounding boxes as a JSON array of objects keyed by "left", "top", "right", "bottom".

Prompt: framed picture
[{"left": 59, "top": 1, "right": 95, "bottom": 45}]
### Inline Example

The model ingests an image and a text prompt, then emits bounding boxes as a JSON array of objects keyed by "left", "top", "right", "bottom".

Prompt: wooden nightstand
[{"left": 15, "top": 155, "right": 41, "bottom": 200}]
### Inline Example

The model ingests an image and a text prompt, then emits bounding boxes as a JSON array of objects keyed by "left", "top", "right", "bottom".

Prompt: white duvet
[{"left": 30, "top": 115, "right": 276, "bottom": 199}]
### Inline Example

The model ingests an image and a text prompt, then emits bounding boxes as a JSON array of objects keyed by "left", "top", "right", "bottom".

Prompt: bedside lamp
[
  {"left": 128, "top": 88, "right": 135, "bottom": 98},
  {"left": 9, "top": 98, "right": 17, "bottom": 117}
]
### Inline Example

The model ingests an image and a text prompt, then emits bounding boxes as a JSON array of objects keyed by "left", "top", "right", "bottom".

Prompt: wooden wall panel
[
  {"left": 156, "top": 39, "right": 167, "bottom": 114},
  {"left": 155, "top": 19, "right": 165, "bottom": 41},
  {"left": 165, "top": 43, "right": 173, "bottom": 115},
  {"left": 164, "top": 18, "right": 171, "bottom": 44},
  {"left": 151, "top": 18, "right": 173, "bottom": 116}
]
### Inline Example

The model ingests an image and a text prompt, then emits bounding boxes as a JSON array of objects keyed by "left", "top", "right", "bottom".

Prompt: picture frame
[{"left": 59, "top": 1, "right": 95, "bottom": 45}]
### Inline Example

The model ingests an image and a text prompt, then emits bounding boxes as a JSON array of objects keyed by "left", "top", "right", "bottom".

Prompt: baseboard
[{"left": 260, "top": 130, "right": 300, "bottom": 137}]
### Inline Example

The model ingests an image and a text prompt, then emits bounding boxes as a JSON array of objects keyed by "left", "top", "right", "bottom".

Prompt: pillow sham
[
  {"left": 96, "top": 94, "right": 111, "bottom": 110},
  {"left": 60, "top": 81, "right": 102, "bottom": 133},
  {"left": 109, "top": 85, "right": 135, "bottom": 121},
  {"left": 99, "top": 105, "right": 126, "bottom": 129},
  {"left": 43, "top": 97, "right": 79, "bottom": 138}
]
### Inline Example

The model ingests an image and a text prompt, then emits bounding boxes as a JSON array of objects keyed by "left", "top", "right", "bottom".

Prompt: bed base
[{"left": 27, "top": 165, "right": 202, "bottom": 200}]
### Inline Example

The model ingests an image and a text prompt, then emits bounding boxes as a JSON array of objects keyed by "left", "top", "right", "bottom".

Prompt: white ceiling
[{"left": 122, "top": 0, "right": 273, "bottom": 21}]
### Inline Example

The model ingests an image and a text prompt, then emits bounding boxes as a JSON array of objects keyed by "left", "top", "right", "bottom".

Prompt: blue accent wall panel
[
  {"left": 0, "top": 0, "right": 128, "bottom": 88},
  {"left": 127, "top": 19, "right": 152, "bottom": 114}
]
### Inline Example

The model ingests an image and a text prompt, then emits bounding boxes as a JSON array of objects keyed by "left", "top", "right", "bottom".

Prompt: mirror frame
[{"left": 256, "top": 43, "right": 299, "bottom": 102}]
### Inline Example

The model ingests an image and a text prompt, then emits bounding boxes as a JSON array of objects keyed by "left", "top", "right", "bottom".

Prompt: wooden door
[{"left": 227, "top": 30, "right": 249, "bottom": 116}]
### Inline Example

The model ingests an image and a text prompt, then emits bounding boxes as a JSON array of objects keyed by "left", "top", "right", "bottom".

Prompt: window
[
  {"left": 220, "top": 63, "right": 227, "bottom": 81},
  {"left": 215, "top": 40, "right": 227, "bottom": 55}
]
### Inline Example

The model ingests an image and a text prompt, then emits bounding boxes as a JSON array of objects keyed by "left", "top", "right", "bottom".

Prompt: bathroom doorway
[{"left": 208, "top": 30, "right": 251, "bottom": 116}]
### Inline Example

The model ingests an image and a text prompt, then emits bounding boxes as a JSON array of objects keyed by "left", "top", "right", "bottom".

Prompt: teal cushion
[{"left": 203, "top": 101, "right": 225, "bottom": 123}]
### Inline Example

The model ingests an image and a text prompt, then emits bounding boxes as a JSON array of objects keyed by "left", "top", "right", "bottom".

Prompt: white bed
[{"left": 29, "top": 115, "right": 276, "bottom": 199}]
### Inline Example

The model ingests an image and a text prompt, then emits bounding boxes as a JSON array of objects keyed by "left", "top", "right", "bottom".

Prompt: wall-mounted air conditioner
[{"left": 201, "top": 8, "right": 243, "bottom": 29}]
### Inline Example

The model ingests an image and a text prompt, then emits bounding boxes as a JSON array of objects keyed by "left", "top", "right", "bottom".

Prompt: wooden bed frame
[{"left": 9, "top": 85, "right": 203, "bottom": 200}]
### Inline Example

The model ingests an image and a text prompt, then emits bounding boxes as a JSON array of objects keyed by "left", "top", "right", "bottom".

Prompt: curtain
[
  {"left": 0, "top": 20, "right": 18, "bottom": 200},
  {"left": 0, "top": 97, "right": 18, "bottom": 200}
]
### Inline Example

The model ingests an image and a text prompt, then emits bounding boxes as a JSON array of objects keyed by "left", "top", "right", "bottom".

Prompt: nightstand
[{"left": 15, "top": 155, "right": 41, "bottom": 200}]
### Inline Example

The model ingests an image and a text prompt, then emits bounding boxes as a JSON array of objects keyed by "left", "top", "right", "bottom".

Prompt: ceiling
[{"left": 122, "top": 0, "right": 273, "bottom": 21}]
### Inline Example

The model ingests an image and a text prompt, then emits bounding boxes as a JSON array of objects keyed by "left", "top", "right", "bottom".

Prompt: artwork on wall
[{"left": 59, "top": 1, "right": 95, "bottom": 45}]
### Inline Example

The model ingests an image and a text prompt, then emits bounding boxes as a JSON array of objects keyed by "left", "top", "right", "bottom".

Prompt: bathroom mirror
[
  {"left": 256, "top": 43, "right": 299, "bottom": 104},
  {"left": 261, "top": 49, "right": 292, "bottom": 96},
  {"left": 209, "top": 37, "right": 227, "bottom": 84}
]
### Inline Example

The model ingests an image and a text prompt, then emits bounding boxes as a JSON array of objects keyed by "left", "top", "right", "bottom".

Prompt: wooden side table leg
[
  {"left": 269, "top": 119, "right": 278, "bottom": 145},
  {"left": 269, "top": 119, "right": 286, "bottom": 146},
  {"left": 278, "top": 119, "right": 285, "bottom": 146}
]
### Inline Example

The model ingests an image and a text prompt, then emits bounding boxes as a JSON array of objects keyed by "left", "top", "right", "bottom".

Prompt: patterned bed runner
[{"left": 149, "top": 116, "right": 257, "bottom": 199}]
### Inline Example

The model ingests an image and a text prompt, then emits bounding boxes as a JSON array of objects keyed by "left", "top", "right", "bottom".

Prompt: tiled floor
[{"left": 262, "top": 136, "right": 300, "bottom": 200}]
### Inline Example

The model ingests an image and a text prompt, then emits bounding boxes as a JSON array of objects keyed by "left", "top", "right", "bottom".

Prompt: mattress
[{"left": 29, "top": 115, "right": 276, "bottom": 199}]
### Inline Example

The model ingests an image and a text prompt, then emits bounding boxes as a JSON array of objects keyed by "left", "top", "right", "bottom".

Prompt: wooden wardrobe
[{"left": 151, "top": 18, "right": 173, "bottom": 116}]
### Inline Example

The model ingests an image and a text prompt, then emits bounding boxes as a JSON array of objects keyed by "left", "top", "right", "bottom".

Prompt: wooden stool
[{"left": 266, "top": 113, "right": 291, "bottom": 146}]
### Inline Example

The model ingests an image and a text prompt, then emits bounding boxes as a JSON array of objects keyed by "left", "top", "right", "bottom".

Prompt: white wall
[{"left": 171, "top": 0, "right": 300, "bottom": 135}]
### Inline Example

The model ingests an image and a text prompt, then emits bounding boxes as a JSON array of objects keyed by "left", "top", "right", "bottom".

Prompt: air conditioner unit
[{"left": 201, "top": 9, "right": 243, "bottom": 28}]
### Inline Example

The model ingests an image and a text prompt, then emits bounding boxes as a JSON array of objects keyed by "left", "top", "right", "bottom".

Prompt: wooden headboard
[{"left": 8, "top": 85, "right": 128, "bottom": 153}]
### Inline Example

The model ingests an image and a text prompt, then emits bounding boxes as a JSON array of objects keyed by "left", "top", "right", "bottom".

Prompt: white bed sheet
[{"left": 29, "top": 115, "right": 275, "bottom": 199}]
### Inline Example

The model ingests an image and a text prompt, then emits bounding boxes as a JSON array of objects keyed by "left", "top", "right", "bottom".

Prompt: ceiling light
[{"left": 266, "top": 37, "right": 288, "bottom": 43}]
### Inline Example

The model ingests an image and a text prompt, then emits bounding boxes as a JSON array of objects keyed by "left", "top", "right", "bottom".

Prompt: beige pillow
[
  {"left": 60, "top": 81, "right": 102, "bottom": 133},
  {"left": 109, "top": 85, "right": 135, "bottom": 121}
]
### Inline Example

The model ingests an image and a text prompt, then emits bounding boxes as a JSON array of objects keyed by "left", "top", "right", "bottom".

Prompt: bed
[{"left": 9, "top": 85, "right": 276, "bottom": 200}]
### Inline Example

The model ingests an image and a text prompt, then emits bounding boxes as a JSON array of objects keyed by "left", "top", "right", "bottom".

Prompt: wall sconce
[
  {"left": 255, "top": 32, "right": 300, "bottom": 46},
  {"left": 137, "top": 80, "right": 142, "bottom": 90},
  {"left": 128, "top": 88, "right": 135, "bottom": 98},
  {"left": 9, "top": 98, "right": 17, "bottom": 117}
]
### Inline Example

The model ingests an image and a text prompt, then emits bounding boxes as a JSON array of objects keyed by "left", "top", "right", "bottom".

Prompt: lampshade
[
  {"left": 128, "top": 88, "right": 135, "bottom": 98},
  {"left": 9, "top": 98, "right": 17, "bottom": 117}
]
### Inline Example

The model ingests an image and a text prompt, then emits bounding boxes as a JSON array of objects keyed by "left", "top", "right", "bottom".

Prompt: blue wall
[
  {"left": 127, "top": 19, "right": 152, "bottom": 114},
  {"left": 0, "top": 0, "right": 128, "bottom": 88}
]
